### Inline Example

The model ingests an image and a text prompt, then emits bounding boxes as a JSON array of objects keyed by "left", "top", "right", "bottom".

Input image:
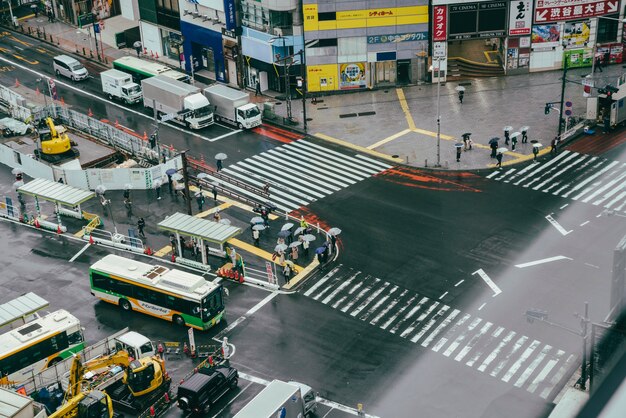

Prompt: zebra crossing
[
  {"left": 303, "top": 266, "right": 577, "bottom": 399},
  {"left": 211, "top": 140, "right": 391, "bottom": 212},
  {"left": 486, "top": 150, "right": 626, "bottom": 214}
]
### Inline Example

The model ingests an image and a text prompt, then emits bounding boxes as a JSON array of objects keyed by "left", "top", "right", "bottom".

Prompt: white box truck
[
  {"left": 203, "top": 84, "right": 261, "bottom": 129},
  {"left": 101, "top": 69, "right": 142, "bottom": 104},
  {"left": 234, "top": 380, "right": 317, "bottom": 418},
  {"left": 142, "top": 75, "right": 214, "bottom": 129}
]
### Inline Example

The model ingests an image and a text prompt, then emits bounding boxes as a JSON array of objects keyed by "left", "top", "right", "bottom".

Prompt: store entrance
[{"left": 448, "top": 38, "right": 503, "bottom": 64}]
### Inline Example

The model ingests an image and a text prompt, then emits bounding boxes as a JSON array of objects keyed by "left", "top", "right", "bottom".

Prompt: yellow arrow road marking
[
  {"left": 9, "top": 36, "right": 33, "bottom": 47},
  {"left": 12, "top": 54, "right": 38, "bottom": 65}
]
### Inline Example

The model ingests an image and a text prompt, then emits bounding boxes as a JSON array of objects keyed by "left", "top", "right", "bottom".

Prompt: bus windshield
[{"left": 202, "top": 288, "right": 224, "bottom": 322}]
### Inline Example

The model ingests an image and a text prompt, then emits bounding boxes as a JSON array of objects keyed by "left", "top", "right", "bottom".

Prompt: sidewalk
[{"left": 5, "top": 14, "right": 621, "bottom": 172}]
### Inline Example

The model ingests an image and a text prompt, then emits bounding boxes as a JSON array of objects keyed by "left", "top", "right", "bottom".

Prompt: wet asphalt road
[{"left": 0, "top": 28, "right": 625, "bottom": 418}]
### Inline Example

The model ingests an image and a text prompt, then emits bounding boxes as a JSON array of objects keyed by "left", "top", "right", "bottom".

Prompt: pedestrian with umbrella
[
  {"left": 510, "top": 132, "right": 520, "bottom": 151},
  {"left": 215, "top": 153, "right": 227, "bottom": 172},
  {"left": 504, "top": 126, "right": 512, "bottom": 145},
  {"left": 455, "top": 143, "right": 463, "bottom": 162},
  {"left": 299, "top": 234, "right": 311, "bottom": 256},
  {"left": 532, "top": 142, "right": 542, "bottom": 161},
  {"left": 137, "top": 217, "right": 146, "bottom": 238},
  {"left": 489, "top": 137, "right": 499, "bottom": 158},
  {"left": 252, "top": 226, "right": 262, "bottom": 246},
  {"left": 166, "top": 168, "right": 177, "bottom": 194},
  {"left": 283, "top": 261, "right": 292, "bottom": 284},
  {"left": 154, "top": 179, "right": 163, "bottom": 200},
  {"left": 550, "top": 136, "right": 559, "bottom": 156},
  {"left": 290, "top": 243, "right": 299, "bottom": 262},
  {"left": 496, "top": 147, "right": 506, "bottom": 168},
  {"left": 133, "top": 41, "right": 142, "bottom": 57},
  {"left": 456, "top": 86, "right": 465, "bottom": 104},
  {"left": 521, "top": 126, "right": 529, "bottom": 143},
  {"left": 462, "top": 133, "right": 472, "bottom": 150},
  {"left": 212, "top": 184, "right": 218, "bottom": 201},
  {"left": 196, "top": 191, "right": 205, "bottom": 212}
]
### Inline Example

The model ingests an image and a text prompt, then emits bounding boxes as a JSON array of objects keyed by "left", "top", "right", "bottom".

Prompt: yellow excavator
[
  {"left": 50, "top": 350, "right": 171, "bottom": 417},
  {"left": 34, "top": 117, "right": 80, "bottom": 163}
]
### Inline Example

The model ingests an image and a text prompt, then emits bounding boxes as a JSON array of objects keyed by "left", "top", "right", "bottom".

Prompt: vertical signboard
[
  {"left": 224, "top": 0, "right": 236, "bottom": 30},
  {"left": 433, "top": 5, "right": 447, "bottom": 41},
  {"left": 509, "top": 0, "right": 532, "bottom": 35}
]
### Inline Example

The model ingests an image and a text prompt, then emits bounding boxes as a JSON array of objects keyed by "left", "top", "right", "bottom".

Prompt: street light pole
[
  {"left": 299, "top": 49, "right": 307, "bottom": 132},
  {"left": 435, "top": 58, "right": 442, "bottom": 167}
]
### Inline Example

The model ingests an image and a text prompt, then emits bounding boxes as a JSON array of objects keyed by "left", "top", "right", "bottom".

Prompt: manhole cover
[
  {"left": 392, "top": 155, "right": 399, "bottom": 158},
  {"left": 275, "top": 102, "right": 282, "bottom": 105},
  {"left": 306, "top": 118, "right": 313, "bottom": 121}
]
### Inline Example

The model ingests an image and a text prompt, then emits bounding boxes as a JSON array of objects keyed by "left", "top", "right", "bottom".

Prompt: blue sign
[
  {"left": 367, "top": 32, "right": 428, "bottom": 44},
  {"left": 224, "top": 0, "right": 236, "bottom": 30}
]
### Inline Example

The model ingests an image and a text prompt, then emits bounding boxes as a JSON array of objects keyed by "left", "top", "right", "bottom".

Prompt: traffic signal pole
[{"left": 557, "top": 58, "right": 568, "bottom": 141}]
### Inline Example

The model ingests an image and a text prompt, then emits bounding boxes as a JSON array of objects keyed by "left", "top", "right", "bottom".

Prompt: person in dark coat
[
  {"left": 196, "top": 193, "right": 205, "bottom": 212},
  {"left": 490, "top": 140, "right": 498, "bottom": 158},
  {"left": 533, "top": 146, "right": 539, "bottom": 162},
  {"left": 504, "top": 130, "right": 510, "bottom": 145},
  {"left": 458, "top": 90, "right": 464, "bottom": 104},
  {"left": 216, "top": 159, "right": 223, "bottom": 172},
  {"left": 496, "top": 152, "right": 503, "bottom": 168},
  {"left": 456, "top": 146, "right": 462, "bottom": 162},
  {"left": 137, "top": 218, "right": 145, "bottom": 237},
  {"left": 255, "top": 80, "right": 261, "bottom": 97},
  {"left": 550, "top": 137, "right": 559, "bottom": 156},
  {"left": 212, "top": 185, "right": 218, "bottom": 201}
]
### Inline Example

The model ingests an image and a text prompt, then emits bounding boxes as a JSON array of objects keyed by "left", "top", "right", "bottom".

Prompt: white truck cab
[{"left": 114, "top": 331, "right": 155, "bottom": 359}]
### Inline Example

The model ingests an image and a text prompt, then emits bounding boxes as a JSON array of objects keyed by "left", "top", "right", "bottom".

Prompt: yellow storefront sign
[
  {"left": 304, "top": 5, "right": 428, "bottom": 32},
  {"left": 307, "top": 64, "right": 338, "bottom": 93}
]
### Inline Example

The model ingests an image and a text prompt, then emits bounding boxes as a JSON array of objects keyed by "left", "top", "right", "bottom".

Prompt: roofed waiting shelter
[
  {"left": 158, "top": 212, "right": 242, "bottom": 269},
  {"left": 17, "top": 178, "right": 96, "bottom": 226}
]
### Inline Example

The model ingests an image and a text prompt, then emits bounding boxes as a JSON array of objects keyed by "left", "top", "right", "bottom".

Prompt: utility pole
[
  {"left": 299, "top": 49, "right": 307, "bottom": 132},
  {"left": 557, "top": 56, "right": 568, "bottom": 140},
  {"left": 181, "top": 150, "right": 192, "bottom": 216},
  {"left": 435, "top": 58, "right": 442, "bottom": 167}
]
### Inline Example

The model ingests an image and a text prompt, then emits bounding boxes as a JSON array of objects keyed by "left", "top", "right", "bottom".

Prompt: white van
[{"left": 53, "top": 55, "right": 89, "bottom": 81}]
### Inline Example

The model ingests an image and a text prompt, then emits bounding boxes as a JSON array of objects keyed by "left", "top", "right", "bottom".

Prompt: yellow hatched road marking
[
  {"left": 227, "top": 238, "right": 304, "bottom": 269},
  {"left": 396, "top": 88, "right": 416, "bottom": 130},
  {"left": 367, "top": 128, "right": 411, "bottom": 150},
  {"left": 314, "top": 133, "right": 403, "bottom": 163}
]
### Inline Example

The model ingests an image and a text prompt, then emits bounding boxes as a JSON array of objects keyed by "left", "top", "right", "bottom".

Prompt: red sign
[
  {"left": 433, "top": 5, "right": 447, "bottom": 41},
  {"left": 535, "top": 0, "right": 618, "bottom": 23}
]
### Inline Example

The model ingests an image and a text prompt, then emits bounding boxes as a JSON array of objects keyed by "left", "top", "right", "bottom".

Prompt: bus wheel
[
  {"left": 48, "top": 357, "right": 62, "bottom": 367},
  {"left": 173, "top": 315, "right": 185, "bottom": 327},
  {"left": 119, "top": 299, "right": 132, "bottom": 311}
]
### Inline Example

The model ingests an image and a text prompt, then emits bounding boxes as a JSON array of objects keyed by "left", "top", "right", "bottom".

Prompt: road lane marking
[
  {"left": 304, "top": 266, "right": 340, "bottom": 296},
  {"left": 472, "top": 268, "right": 501, "bottom": 297},
  {"left": 443, "top": 317, "right": 482, "bottom": 357},
  {"left": 370, "top": 289, "right": 407, "bottom": 326},
  {"left": 455, "top": 321, "right": 493, "bottom": 362},
  {"left": 478, "top": 302, "right": 486, "bottom": 310},
  {"left": 211, "top": 381, "right": 253, "bottom": 418},
  {"left": 465, "top": 326, "right": 504, "bottom": 367},
  {"left": 527, "top": 350, "right": 564, "bottom": 393},
  {"left": 502, "top": 339, "right": 540, "bottom": 382},
  {"left": 399, "top": 301, "right": 439, "bottom": 338},
  {"left": 396, "top": 88, "right": 416, "bottom": 130},
  {"left": 366, "top": 128, "right": 411, "bottom": 150},
  {"left": 380, "top": 295, "right": 416, "bottom": 330},
  {"left": 208, "top": 129, "right": 241, "bottom": 142},
  {"left": 490, "top": 335, "right": 528, "bottom": 377},
  {"left": 545, "top": 214, "right": 572, "bottom": 236},
  {"left": 540, "top": 354, "right": 576, "bottom": 399},
  {"left": 8, "top": 36, "right": 32, "bottom": 47},
  {"left": 515, "top": 255, "right": 573, "bottom": 268},
  {"left": 246, "top": 291, "right": 280, "bottom": 315},
  {"left": 514, "top": 344, "right": 551, "bottom": 388},
  {"left": 411, "top": 305, "right": 450, "bottom": 344},
  {"left": 439, "top": 291, "right": 448, "bottom": 299},
  {"left": 431, "top": 313, "right": 471, "bottom": 352},
  {"left": 560, "top": 204, "right": 569, "bottom": 209},
  {"left": 580, "top": 221, "right": 589, "bottom": 226},
  {"left": 455, "top": 280, "right": 464, "bottom": 286},
  {"left": 584, "top": 263, "right": 600, "bottom": 269},
  {"left": 421, "top": 309, "right": 459, "bottom": 347},
  {"left": 478, "top": 330, "right": 516, "bottom": 372},
  {"left": 69, "top": 242, "right": 91, "bottom": 262}
]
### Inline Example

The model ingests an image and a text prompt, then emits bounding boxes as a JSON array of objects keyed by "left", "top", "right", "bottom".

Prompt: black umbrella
[
  {"left": 166, "top": 168, "right": 177, "bottom": 176},
  {"left": 462, "top": 132, "right": 472, "bottom": 137},
  {"left": 530, "top": 139, "right": 539, "bottom": 144},
  {"left": 488, "top": 137, "right": 499, "bottom": 145},
  {"left": 454, "top": 143, "right": 464, "bottom": 148}
]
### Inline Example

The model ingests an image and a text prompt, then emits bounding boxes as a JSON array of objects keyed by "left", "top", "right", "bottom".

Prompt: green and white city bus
[
  {"left": 89, "top": 254, "right": 225, "bottom": 330},
  {"left": 0, "top": 310, "right": 85, "bottom": 385},
  {"left": 112, "top": 56, "right": 190, "bottom": 84}
]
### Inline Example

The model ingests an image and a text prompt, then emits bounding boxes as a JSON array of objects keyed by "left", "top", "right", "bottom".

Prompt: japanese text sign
[{"left": 433, "top": 5, "right": 447, "bottom": 41}]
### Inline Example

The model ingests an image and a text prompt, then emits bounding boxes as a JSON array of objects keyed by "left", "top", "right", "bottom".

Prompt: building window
[
  {"left": 316, "top": 38, "right": 337, "bottom": 47},
  {"left": 597, "top": 14, "right": 619, "bottom": 43},
  {"left": 241, "top": 0, "right": 270, "bottom": 31},
  {"left": 318, "top": 12, "right": 336, "bottom": 21}
]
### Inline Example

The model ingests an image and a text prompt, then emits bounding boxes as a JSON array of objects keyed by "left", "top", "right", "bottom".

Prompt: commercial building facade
[{"left": 303, "top": 0, "right": 429, "bottom": 93}]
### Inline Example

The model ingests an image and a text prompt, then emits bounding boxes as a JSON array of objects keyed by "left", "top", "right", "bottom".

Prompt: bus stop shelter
[
  {"left": 17, "top": 178, "right": 95, "bottom": 226},
  {"left": 158, "top": 212, "right": 242, "bottom": 267},
  {"left": 0, "top": 292, "right": 48, "bottom": 329}
]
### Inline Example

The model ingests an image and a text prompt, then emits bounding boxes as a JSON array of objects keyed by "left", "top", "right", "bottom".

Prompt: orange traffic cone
[
  {"left": 144, "top": 247, "right": 153, "bottom": 255},
  {"left": 143, "top": 131, "right": 148, "bottom": 140},
  {"left": 114, "top": 119, "right": 119, "bottom": 127},
  {"left": 150, "top": 51, "right": 154, "bottom": 58},
  {"left": 155, "top": 52, "right": 159, "bottom": 59},
  {"left": 164, "top": 392, "right": 170, "bottom": 403},
  {"left": 234, "top": 271, "right": 239, "bottom": 281},
  {"left": 239, "top": 275, "right": 244, "bottom": 283},
  {"left": 36, "top": 87, "right": 40, "bottom": 96},
  {"left": 34, "top": 218, "right": 40, "bottom": 228},
  {"left": 89, "top": 235, "right": 94, "bottom": 244},
  {"left": 149, "top": 406, "right": 155, "bottom": 417},
  {"left": 14, "top": 78, "right": 19, "bottom": 87},
  {"left": 171, "top": 253, "right": 176, "bottom": 262},
  {"left": 57, "top": 225, "right": 62, "bottom": 234},
  {"left": 60, "top": 97, "right": 65, "bottom": 106},
  {"left": 88, "top": 108, "right": 93, "bottom": 117},
  {"left": 169, "top": 144, "right": 174, "bottom": 152}
]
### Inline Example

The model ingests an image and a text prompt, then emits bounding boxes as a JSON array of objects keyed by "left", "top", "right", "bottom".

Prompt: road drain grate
[
  {"left": 339, "top": 113, "right": 358, "bottom": 118},
  {"left": 358, "top": 111, "right": 376, "bottom": 116}
]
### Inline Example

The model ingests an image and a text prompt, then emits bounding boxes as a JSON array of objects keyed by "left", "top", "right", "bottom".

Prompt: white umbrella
[
  {"left": 215, "top": 153, "right": 228, "bottom": 160},
  {"left": 510, "top": 131, "right": 521, "bottom": 138},
  {"left": 503, "top": 126, "right": 513, "bottom": 132},
  {"left": 302, "top": 234, "right": 316, "bottom": 242},
  {"left": 133, "top": 41, "right": 142, "bottom": 49},
  {"left": 251, "top": 216, "right": 264, "bottom": 224},
  {"left": 520, "top": 126, "right": 529, "bottom": 132},
  {"left": 289, "top": 241, "right": 302, "bottom": 248},
  {"left": 533, "top": 143, "right": 543, "bottom": 148},
  {"left": 328, "top": 227, "right": 342, "bottom": 236},
  {"left": 95, "top": 185, "right": 107, "bottom": 195},
  {"left": 197, "top": 172, "right": 210, "bottom": 179},
  {"left": 281, "top": 223, "right": 294, "bottom": 231},
  {"left": 252, "top": 224, "right": 266, "bottom": 231},
  {"left": 497, "top": 147, "right": 508, "bottom": 153},
  {"left": 11, "top": 168, "right": 22, "bottom": 175},
  {"left": 294, "top": 226, "right": 305, "bottom": 236},
  {"left": 153, "top": 179, "right": 163, "bottom": 188},
  {"left": 455, "top": 86, "right": 465, "bottom": 92},
  {"left": 124, "top": 183, "right": 133, "bottom": 190},
  {"left": 171, "top": 173, "right": 184, "bottom": 181},
  {"left": 13, "top": 180, "right": 24, "bottom": 189},
  {"left": 275, "top": 244, "right": 288, "bottom": 252},
  {"left": 219, "top": 219, "right": 231, "bottom": 226}
]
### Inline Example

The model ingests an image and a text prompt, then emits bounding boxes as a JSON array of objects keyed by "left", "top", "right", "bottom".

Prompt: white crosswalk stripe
[
  {"left": 302, "top": 266, "right": 577, "bottom": 400},
  {"left": 487, "top": 151, "right": 626, "bottom": 214},
  {"left": 213, "top": 139, "right": 390, "bottom": 212}
]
